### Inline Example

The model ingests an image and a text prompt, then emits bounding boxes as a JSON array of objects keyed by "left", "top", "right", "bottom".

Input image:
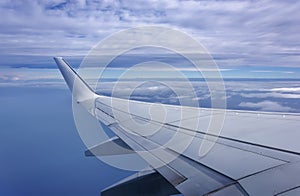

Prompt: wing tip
[{"left": 53, "top": 56, "right": 63, "bottom": 61}]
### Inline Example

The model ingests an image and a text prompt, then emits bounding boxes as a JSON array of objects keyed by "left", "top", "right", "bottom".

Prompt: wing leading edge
[{"left": 54, "top": 57, "right": 300, "bottom": 196}]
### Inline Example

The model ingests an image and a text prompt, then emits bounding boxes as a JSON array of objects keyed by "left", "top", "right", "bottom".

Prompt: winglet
[{"left": 54, "top": 57, "right": 95, "bottom": 103}]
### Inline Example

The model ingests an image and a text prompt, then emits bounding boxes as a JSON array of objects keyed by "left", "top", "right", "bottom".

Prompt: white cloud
[
  {"left": 251, "top": 70, "right": 295, "bottom": 74},
  {"left": 0, "top": 67, "right": 62, "bottom": 81},
  {"left": 224, "top": 80, "right": 300, "bottom": 92},
  {"left": 238, "top": 100, "right": 295, "bottom": 112},
  {"left": 240, "top": 92, "right": 300, "bottom": 99},
  {"left": 270, "top": 87, "right": 300, "bottom": 93},
  {"left": 0, "top": 0, "right": 300, "bottom": 68}
]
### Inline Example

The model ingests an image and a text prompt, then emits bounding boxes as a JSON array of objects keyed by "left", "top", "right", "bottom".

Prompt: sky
[
  {"left": 0, "top": 87, "right": 131, "bottom": 195},
  {"left": 0, "top": 0, "right": 300, "bottom": 78},
  {"left": 1, "top": 0, "right": 300, "bottom": 195}
]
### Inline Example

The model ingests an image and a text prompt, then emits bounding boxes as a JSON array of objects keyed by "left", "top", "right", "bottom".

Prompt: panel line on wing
[{"left": 109, "top": 123, "right": 246, "bottom": 195}]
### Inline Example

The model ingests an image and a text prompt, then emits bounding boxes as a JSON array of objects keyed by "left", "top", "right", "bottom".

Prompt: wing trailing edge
[
  {"left": 101, "top": 169, "right": 180, "bottom": 196},
  {"left": 85, "top": 136, "right": 135, "bottom": 156}
]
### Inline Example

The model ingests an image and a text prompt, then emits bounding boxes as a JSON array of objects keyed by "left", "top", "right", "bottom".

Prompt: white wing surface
[{"left": 54, "top": 57, "right": 300, "bottom": 196}]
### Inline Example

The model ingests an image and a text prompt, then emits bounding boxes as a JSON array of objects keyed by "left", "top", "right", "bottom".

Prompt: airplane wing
[{"left": 54, "top": 57, "right": 300, "bottom": 196}]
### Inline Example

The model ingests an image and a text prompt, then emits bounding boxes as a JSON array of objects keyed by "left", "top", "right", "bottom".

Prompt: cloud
[
  {"left": 270, "top": 87, "right": 300, "bottom": 93},
  {"left": 238, "top": 100, "right": 295, "bottom": 112},
  {"left": 240, "top": 92, "right": 300, "bottom": 99},
  {"left": 0, "top": 0, "right": 300, "bottom": 68},
  {"left": 0, "top": 67, "right": 61, "bottom": 80},
  {"left": 0, "top": 67, "right": 66, "bottom": 87},
  {"left": 224, "top": 80, "right": 300, "bottom": 92},
  {"left": 251, "top": 70, "right": 295, "bottom": 74}
]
